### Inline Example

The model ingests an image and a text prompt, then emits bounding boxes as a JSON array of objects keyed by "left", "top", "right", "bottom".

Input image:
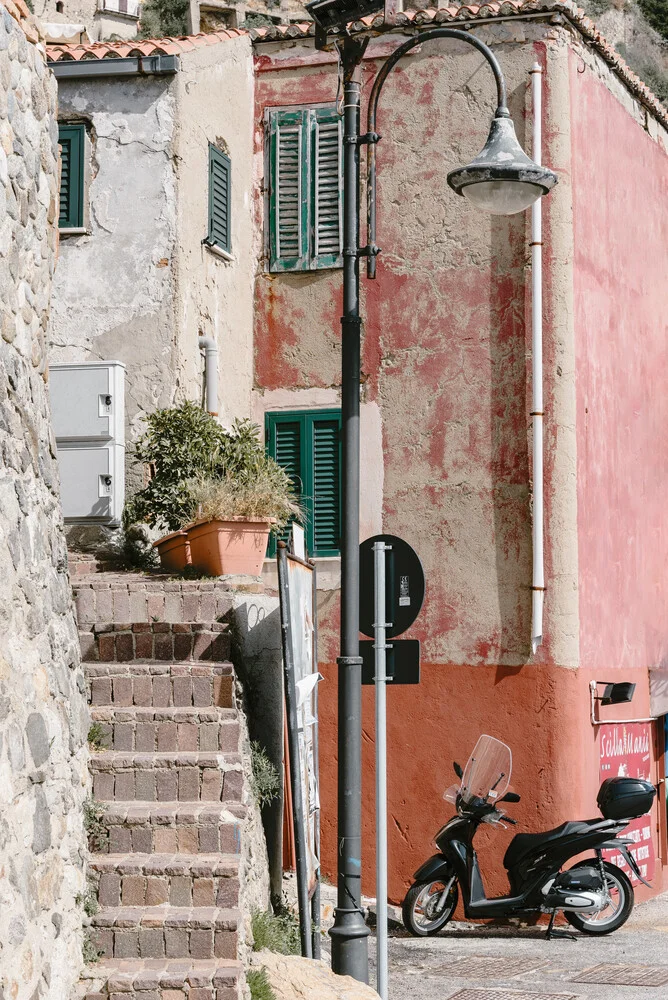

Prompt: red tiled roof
[
  {"left": 46, "top": 27, "right": 247, "bottom": 62},
  {"left": 251, "top": 1, "right": 668, "bottom": 127}
]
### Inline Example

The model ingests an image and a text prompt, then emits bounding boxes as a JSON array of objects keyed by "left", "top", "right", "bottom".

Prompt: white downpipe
[
  {"left": 530, "top": 63, "right": 545, "bottom": 656},
  {"left": 198, "top": 335, "right": 218, "bottom": 416},
  {"left": 373, "top": 540, "right": 389, "bottom": 1000}
]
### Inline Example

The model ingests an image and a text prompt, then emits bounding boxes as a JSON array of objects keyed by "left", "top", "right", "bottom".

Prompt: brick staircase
[{"left": 76, "top": 576, "right": 260, "bottom": 1000}]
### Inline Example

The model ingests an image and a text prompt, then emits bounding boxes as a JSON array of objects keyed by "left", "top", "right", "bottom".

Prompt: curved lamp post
[{"left": 303, "top": 13, "right": 557, "bottom": 985}]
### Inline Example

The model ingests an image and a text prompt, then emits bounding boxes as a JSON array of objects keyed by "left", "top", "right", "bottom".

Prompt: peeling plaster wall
[
  {"left": 251, "top": 22, "right": 594, "bottom": 904},
  {"left": 174, "top": 36, "right": 256, "bottom": 430},
  {"left": 49, "top": 74, "right": 180, "bottom": 477}
]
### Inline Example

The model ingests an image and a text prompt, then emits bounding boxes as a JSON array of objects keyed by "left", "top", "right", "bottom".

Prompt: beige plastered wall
[{"left": 173, "top": 36, "right": 256, "bottom": 431}]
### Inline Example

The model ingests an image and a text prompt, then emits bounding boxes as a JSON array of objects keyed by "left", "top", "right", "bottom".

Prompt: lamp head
[
  {"left": 305, "top": 0, "right": 384, "bottom": 31},
  {"left": 600, "top": 682, "right": 636, "bottom": 706},
  {"left": 447, "top": 113, "right": 557, "bottom": 216}
]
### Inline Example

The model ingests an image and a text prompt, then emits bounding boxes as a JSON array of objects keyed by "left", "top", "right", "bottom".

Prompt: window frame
[
  {"left": 58, "top": 123, "right": 85, "bottom": 231},
  {"left": 206, "top": 143, "right": 232, "bottom": 255},
  {"left": 264, "top": 104, "right": 343, "bottom": 274},
  {"left": 265, "top": 408, "right": 342, "bottom": 558}
]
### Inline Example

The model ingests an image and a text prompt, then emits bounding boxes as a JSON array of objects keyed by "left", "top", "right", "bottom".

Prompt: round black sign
[{"left": 359, "top": 534, "right": 425, "bottom": 639}]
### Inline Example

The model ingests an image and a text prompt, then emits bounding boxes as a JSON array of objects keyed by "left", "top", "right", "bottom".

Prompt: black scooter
[{"left": 403, "top": 735, "right": 655, "bottom": 938}]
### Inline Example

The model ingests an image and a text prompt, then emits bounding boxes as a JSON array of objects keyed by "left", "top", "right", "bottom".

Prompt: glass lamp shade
[
  {"left": 447, "top": 114, "right": 557, "bottom": 216},
  {"left": 462, "top": 180, "right": 544, "bottom": 216}
]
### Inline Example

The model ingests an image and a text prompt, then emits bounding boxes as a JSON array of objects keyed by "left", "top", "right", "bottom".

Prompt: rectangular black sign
[{"left": 360, "top": 639, "right": 420, "bottom": 685}]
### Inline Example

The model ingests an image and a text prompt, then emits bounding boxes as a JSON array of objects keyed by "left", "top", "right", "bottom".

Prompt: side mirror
[
  {"left": 453, "top": 762, "right": 463, "bottom": 779},
  {"left": 500, "top": 791, "right": 520, "bottom": 803}
]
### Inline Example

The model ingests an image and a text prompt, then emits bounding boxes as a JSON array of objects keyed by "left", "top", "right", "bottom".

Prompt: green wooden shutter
[
  {"left": 311, "top": 415, "right": 341, "bottom": 555},
  {"left": 269, "top": 110, "right": 309, "bottom": 272},
  {"left": 311, "top": 108, "right": 343, "bottom": 269},
  {"left": 266, "top": 409, "right": 341, "bottom": 558},
  {"left": 208, "top": 145, "right": 231, "bottom": 253},
  {"left": 58, "top": 124, "right": 84, "bottom": 229},
  {"left": 266, "top": 415, "right": 304, "bottom": 557}
]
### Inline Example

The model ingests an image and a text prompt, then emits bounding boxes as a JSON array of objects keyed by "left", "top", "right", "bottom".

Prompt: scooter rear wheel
[
  {"left": 402, "top": 877, "right": 459, "bottom": 936},
  {"left": 564, "top": 860, "right": 634, "bottom": 935}
]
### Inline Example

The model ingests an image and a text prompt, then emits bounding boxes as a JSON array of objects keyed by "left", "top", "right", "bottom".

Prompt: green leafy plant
[
  {"left": 251, "top": 907, "right": 301, "bottom": 956},
  {"left": 82, "top": 932, "right": 103, "bottom": 964},
  {"left": 137, "top": 0, "right": 189, "bottom": 37},
  {"left": 83, "top": 798, "right": 108, "bottom": 852},
  {"left": 247, "top": 968, "right": 276, "bottom": 1000},
  {"left": 88, "top": 722, "right": 110, "bottom": 752},
  {"left": 638, "top": 0, "right": 668, "bottom": 40},
  {"left": 250, "top": 741, "right": 280, "bottom": 808},
  {"left": 76, "top": 882, "right": 100, "bottom": 918},
  {"left": 126, "top": 403, "right": 301, "bottom": 534}
]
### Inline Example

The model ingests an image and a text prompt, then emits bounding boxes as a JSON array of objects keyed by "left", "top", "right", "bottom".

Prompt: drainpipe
[
  {"left": 198, "top": 335, "right": 218, "bottom": 416},
  {"left": 530, "top": 63, "right": 545, "bottom": 656}
]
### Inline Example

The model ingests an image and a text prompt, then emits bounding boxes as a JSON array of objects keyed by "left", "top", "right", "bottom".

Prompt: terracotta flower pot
[
  {"left": 186, "top": 517, "right": 273, "bottom": 577},
  {"left": 152, "top": 530, "right": 191, "bottom": 573}
]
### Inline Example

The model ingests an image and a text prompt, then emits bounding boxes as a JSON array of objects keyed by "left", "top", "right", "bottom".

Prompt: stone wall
[{"left": 0, "top": 3, "right": 89, "bottom": 998}]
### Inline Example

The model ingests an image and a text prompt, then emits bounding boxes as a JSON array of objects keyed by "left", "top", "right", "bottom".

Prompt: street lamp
[{"left": 304, "top": 6, "right": 557, "bottom": 984}]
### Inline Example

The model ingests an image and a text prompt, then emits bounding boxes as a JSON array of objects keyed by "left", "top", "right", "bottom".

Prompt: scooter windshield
[{"left": 460, "top": 735, "right": 512, "bottom": 806}]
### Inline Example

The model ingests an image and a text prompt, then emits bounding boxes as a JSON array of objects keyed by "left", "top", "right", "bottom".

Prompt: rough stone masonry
[{"left": 0, "top": 2, "right": 89, "bottom": 997}]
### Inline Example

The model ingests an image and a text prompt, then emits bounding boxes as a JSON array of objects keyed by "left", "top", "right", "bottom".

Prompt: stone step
[
  {"left": 73, "top": 576, "right": 257, "bottom": 626},
  {"left": 90, "top": 854, "right": 240, "bottom": 909},
  {"left": 90, "top": 752, "right": 243, "bottom": 803},
  {"left": 87, "top": 662, "right": 235, "bottom": 709},
  {"left": 96, "top": 801, "right": 246, "bottom": 856},
  {"left": 78, "top": 957, "right": 241, "bottom": 1000},
  {"left": 90, "top": 906, "right": 239, "bottom": 961},
  {"left": 90, "top": 707, "right": 240, "bottom": 753},
  {"left": 79, "top": 623, "right": 231, "bottom": 664}
]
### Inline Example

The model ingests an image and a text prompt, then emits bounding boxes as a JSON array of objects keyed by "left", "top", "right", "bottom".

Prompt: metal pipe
[
  {"left": 373, "top": 541, "right": 390, "bottom": 1000},
  {"left": 330, "top": 34, "right": 370, "bottom": 984},
  {"left": 530, "top": 63, "right": 544, "bottom": 655},
  {"left": 198, "top": 335, "right": 218, "bottom": 416},
  {"left": 366, "top": 27, "right": 509, "bottom": 278}
]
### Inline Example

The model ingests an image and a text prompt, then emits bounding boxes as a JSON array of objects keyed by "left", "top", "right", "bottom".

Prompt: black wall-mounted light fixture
[
  {"left": 599, "top": 681, "right": 637, "bottom": 706},
  {"left": 305, "top": 0, "right": 384, "bottom": 31}
]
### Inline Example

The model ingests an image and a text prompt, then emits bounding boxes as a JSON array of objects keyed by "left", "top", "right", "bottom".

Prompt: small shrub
[
  {"left": 247, "top": 968, "right": 276, "bottom": 1000},
  {"left": 183, "top": 467, "right": 302, "bottom": 532},
  {"left": 251, "top": 907, "right": 301, "bottom": 956},
  {"left": 88, "top": 722, "right": 109, "bottom": 752},
  {"left": 137, "top": 0, "right": 189, "bottom": 37},
  {"left": 82, "top": 932, "right": 103, "bottom": 964},
  {"left": 83, "top": 798, "right": 108, "bottom": 852},
  {"left": 250, "top": 742, "right": 280, "bottom": 809},
  {"left": 76, "top": 883, "right": 99, "bottom": 918}
]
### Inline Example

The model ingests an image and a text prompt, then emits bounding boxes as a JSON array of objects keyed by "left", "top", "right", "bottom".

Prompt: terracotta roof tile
[
  {"left": 251, "top": 1, "right": 667, "bottom": 127},
  {"left": 46, "top": 27, "right": 247, "bottom": 62}
]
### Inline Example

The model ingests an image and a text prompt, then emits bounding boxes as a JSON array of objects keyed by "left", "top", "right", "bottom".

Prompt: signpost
[{"left": 360, "top": 534, "right": 424, "bottom": 1000}]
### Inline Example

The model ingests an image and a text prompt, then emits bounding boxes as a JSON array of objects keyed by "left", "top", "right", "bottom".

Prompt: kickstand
[{"left": 546, "top": 912, "right": 578, "bottom": 941}]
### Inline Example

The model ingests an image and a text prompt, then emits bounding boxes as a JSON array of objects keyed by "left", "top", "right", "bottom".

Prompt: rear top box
[{"left": 597, "top": 776, "right": 656, "bottom": 820}]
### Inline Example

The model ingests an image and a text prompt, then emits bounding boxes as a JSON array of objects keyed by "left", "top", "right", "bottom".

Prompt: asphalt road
[{"left": 322, "top": 893, "right": 668, "bottom": 1000}]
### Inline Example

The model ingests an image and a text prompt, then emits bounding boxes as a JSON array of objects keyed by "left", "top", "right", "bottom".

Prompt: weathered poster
[{"left": 599, "top": 722, "right": 655, "bottom": 883}]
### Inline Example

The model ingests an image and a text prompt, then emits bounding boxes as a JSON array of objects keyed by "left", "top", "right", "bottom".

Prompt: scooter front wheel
[
  {"left": 564, "top": 860, "right": 634, "bottom": 935},
  {"left": 402, "top": 877, "right": 459, "bottom": 936}
]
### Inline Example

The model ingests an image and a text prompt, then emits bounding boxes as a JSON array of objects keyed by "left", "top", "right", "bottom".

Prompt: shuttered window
[
  {"left": 207, "top": 145, "right": 231, "bottom": 253},
  {"left": 58, "top": 124, "right": 85, "bottom": 229},
  {"left": 265, "top": 409, "right": 342, "bottom": 557},
  {"left": 267, "top": 107, "right": 343, "bottom": 272}
]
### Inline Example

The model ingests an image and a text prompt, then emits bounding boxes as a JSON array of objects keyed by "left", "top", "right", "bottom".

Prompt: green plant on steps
[
  {"left": 82, "top": 931, "right": 103, "bottom": 964},
  {"left": 125, "top": 402, "right": 302, "bottom": 535},
  {"left": 88, "top": 722, "right": 109, "bottom": 752},
  {"left": 76, "top": 881, "right": 100, "bottom": 918},
  {"left": 250, "top": 741, "right": 280, "bottom": 809},
  {"left": 83, "top": 798, "right": 108, "bottom": 852},
  {"left": 251, "top": 907, "right": 301, "bottom": 956},
  {"left": 247, "top": 968, "right": 276, "bottom": 1000}
]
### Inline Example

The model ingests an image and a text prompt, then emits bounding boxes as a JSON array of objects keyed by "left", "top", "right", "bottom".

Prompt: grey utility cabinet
[{"left": 49, "top": 361, "right": 126, "bottom": 524}]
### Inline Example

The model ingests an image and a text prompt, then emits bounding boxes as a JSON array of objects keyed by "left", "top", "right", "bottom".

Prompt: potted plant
[
  {"left": 183, "top": 464, "right": 301, "bottom": 577},
  {"left": 124, "top": 402, "right": 300, "bottom": 576}
]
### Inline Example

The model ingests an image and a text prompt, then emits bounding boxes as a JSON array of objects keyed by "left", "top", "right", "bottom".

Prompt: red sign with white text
[{"left": 599, "top": 722, "right": 655, "bottom": 884}]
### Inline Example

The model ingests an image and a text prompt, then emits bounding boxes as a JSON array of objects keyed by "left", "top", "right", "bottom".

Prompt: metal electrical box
[{"left": 49, "top": 361, "right": 126, "bottom": 524}]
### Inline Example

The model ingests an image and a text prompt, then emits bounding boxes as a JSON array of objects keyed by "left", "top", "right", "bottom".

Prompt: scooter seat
[{"left": 503, "top": 820, "right": 601, "bottom": 870}]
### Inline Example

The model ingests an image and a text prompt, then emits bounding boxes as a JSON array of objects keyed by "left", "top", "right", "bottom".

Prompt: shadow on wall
[
  {"left": 223, "top": 595, "right": 285, "bottom": 907},
  {"left": 488, "top": 81, "right": 533, "bottom": 668}
]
